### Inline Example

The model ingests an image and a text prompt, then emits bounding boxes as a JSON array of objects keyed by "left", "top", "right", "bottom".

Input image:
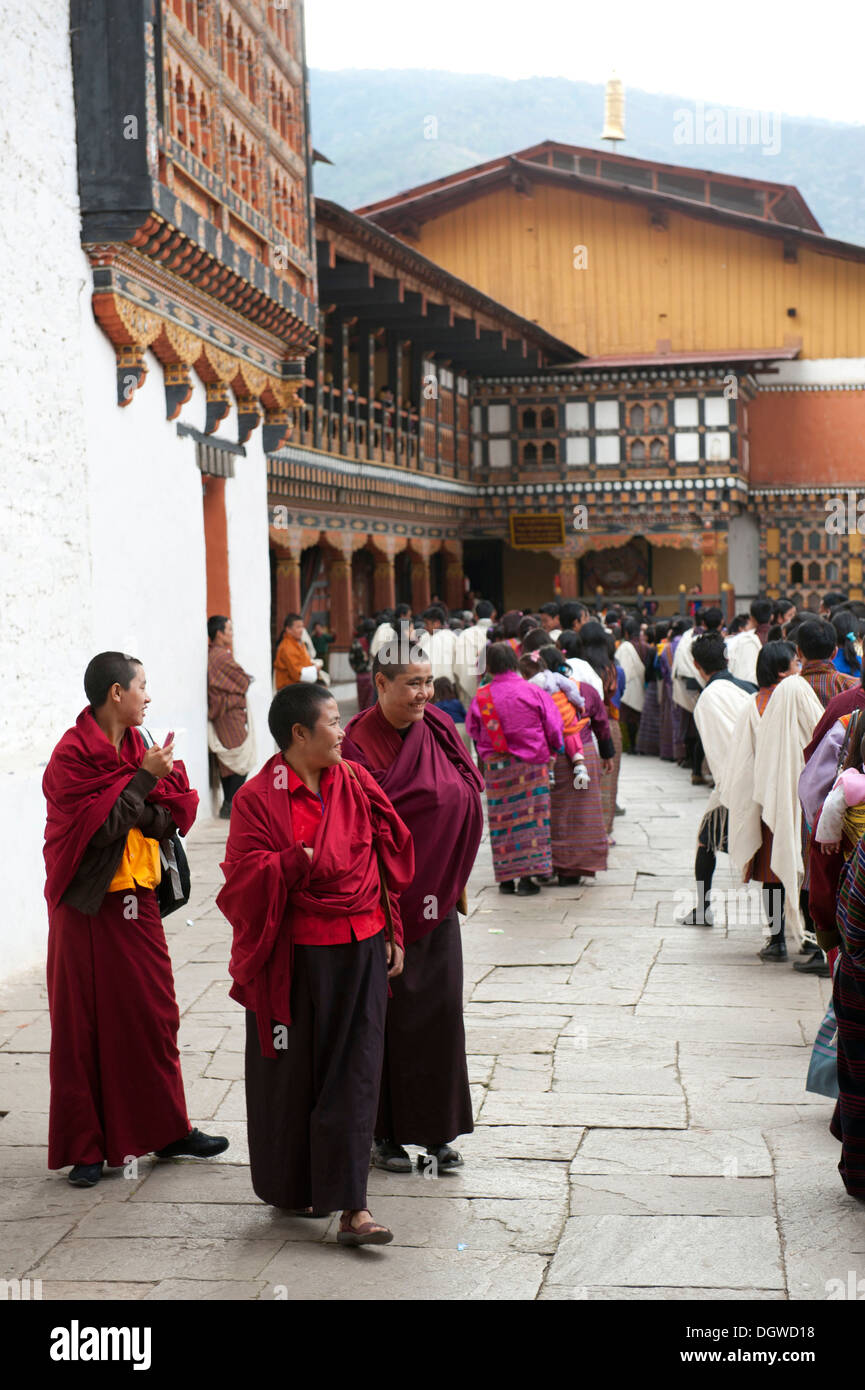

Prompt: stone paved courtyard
[{"left": 1, "top": 750, "right": 855, "bottom": 1301}]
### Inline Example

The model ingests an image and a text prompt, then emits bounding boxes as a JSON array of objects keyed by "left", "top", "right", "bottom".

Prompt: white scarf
[
  {"left": 752, "top": 675, "right": 824, "bottom": 941},
  {"left": 672, "top": 627, "right": 701, "bottom": 712},
  {"left": 617, "top": 641, "right": 646, "bottom": 712},
  {"left": 694, "top": 674, "right": 755, "bottom": 813}
]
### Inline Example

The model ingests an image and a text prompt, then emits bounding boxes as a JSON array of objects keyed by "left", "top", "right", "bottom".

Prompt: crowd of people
[{"left": 40, "top": 586, "right": 865, "bottom": 1247}]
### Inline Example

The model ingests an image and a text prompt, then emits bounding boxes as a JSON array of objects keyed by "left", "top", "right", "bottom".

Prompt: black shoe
[
  {"left": 535, "top": 873, "right": 558, "bottom": 887},
  {"left": 68, "top": 1162, "right": 104, "bottom": 1188},
  {"left": 516, "top": 877, "right": 541, "bottom": 896},
  {"left": 219, "top": 804, "right": 232, "bottom": 820},
  {"left": 558, "top": 874, "right": 583, "bottom": 886},
  {"left": 799, "top": 941, "right": 819, "bottom": 954},
  {"left": 155, "top": 1127, "right": 229, "bottom": 1159},
  {"left": 498, "top": 879, "right": 516, "bottom": 894},
  {"left": 614, "top": 804, "right": 626, "bottom": 816},
  {"left": 371, "top": 1139, "right": 412, "bottom": 1172},
  {"left": 759, "top": 939, "right": 788, "bottom": 961},
  {"left": 422, "top": 1143, "right": 464, "bottom": 1171},
  {"left": 793, "top": 953, "right": 830, "bottom": 977},
  {"left": 678, "top": 907, "right": 714, "bottom": 927}
]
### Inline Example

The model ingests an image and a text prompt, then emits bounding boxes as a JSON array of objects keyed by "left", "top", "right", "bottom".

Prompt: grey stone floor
[{"left": 1, "top": 753, "right": 855, "bottom": 1301}]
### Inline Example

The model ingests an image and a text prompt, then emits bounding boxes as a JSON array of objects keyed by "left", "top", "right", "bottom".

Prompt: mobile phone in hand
[{"left": 163, "top": 731, "right": 175, "bottom": 747}]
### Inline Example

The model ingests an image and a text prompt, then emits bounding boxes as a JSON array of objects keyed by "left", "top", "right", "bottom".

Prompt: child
[
  {"left": 432, "top": 677, "right": 472, "bottom": 755},
  {"left": 518, "top": 652, "right": 591, "bottom": 790}
]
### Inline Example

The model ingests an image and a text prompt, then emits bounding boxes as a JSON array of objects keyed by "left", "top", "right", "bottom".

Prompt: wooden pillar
[
  {"left": 275, "top": 555, "right": 301, "bottom": 624},
  {"left": 700, "top": 531, "right": 720, "bottom": 600},
  {"left": 373, "top": 552, "right": 396, "bottom": 611},
  {"left": 358, "top": 327, "right": 376, "bottom": 461},
  {"left": 559, "top": 555, "right": 578, "bottom": 600},
  {"left": 443, "top": 546, "right": 464, "bottom": 611},
  {"left": 334, "top": 314, "right": 351, "bottom": 456},
  {"left": 328, "top": 547, "right": 354, "bottom": 649},
  {"left": 313, "top": 311, "right": 326, "bottom": 449},
  {"left": 202, "top": 475, "right": 231, "bottom": 616},
  {"left": 388, "top": 334, "right": 404, "bottom": 468},
  {"left": 410, "top": 548, "right": 431, "bottom": 613}
]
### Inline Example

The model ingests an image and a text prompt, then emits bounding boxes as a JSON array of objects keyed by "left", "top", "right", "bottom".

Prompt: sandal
[{"left": 337, "top": 1213, "right": 394, "bottom": 1246}]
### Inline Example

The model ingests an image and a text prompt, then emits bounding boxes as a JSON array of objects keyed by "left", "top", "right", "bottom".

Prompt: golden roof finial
[{"left": 601, "top": 73, "right": 626, "bottom": 145}]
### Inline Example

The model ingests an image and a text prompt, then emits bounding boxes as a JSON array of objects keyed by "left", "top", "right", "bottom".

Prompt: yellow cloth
[
  {"left": 108, "top": 828, "right": 162, "bottom": 892},
  {"left": 843, "top": 802, "right": 865, "bottom": 854}
]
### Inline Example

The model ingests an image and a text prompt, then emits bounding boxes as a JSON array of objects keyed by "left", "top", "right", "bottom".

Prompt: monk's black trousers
[{"left": 245, "top": 931, "right": 387, "bottom": 1211}]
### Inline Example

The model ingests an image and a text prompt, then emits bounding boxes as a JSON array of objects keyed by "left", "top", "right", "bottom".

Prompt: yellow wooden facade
[{"left": 393, "top": 183, "right": 865, "bottom": 360}]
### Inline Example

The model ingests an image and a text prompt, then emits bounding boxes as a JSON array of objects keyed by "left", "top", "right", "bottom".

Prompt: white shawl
[
  {"left": 672, "top": 627, "right": 701, "bottom": 712},
  {"left": 617, "top": 641, "right": 646, "bottom": 713},
  {"left": 727, "top": 629, "right": 761, "bottom": 686},
  {"left": 725, "top": 695, "right": 764, "bottom": 879},
  {"left": 752, "top": 675, "right": 824, "bottom": 940},
  {"left": 694, "top": 674, "right": 755, "bottom": 814}
]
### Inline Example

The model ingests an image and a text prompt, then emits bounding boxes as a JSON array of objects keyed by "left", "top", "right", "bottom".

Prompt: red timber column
[
  {"left": 275, "top": 554, "right": 301, "bottom": 621},
  {"left": 443, "top": 541, "right": 465, "bottom": 611},
  {"left": 326, "top": 536, "right": 355, "bottom": 650},
  {"left": 559, "top": 554, "right": 578, "bottom": 600},
  {"left": 700, "top": 529, "right": 720, "bottom": 602},
  {"left": 372, "top": 538, "right": 397, "bottom": 612},
  {"left": 410, "top": 540, "right": 432, "bottom": 613},
  {"left": 202, "top": 475, "right": 231, "bottom": 616}
]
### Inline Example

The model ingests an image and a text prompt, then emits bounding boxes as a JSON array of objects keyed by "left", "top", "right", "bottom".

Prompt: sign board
[{"left": 509, "top": 513, "right": 566, "bottom": 549}]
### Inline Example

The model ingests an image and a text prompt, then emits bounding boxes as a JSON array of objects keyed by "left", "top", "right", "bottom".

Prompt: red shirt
[{"left": 285, "top": 762, "right": 385, "bottom": 945}]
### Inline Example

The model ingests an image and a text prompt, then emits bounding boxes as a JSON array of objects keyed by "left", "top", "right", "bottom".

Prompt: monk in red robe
[
  {"left": 217, "top": 682, "right": 414, "bottom": 1245},
  {"left": 342, "top": 649, "right": 484, "bottom": 1174},
  {"left": 43, "top": 652, "right": 228, "bottom": 1187}
]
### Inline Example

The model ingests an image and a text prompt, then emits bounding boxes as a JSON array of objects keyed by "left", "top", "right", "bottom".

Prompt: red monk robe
[
  {"left": 43, "top": 709, "right": 198, "bottom": 1169},
  {"left": 217, "top": 754, "right": 414, "bottom": 1212},
  {"left": 342, "top": 700, "right": 484, "bottom": 1154}
]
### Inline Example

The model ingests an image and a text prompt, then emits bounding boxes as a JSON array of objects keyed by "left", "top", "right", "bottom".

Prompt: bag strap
[{"left": 342, "top": 761, "right": 395, "bottom": 952}]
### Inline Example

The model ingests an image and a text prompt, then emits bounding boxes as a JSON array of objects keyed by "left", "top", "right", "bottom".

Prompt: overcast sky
[{"left": 305, "top": 0, "right": 865, "bottom": 126}]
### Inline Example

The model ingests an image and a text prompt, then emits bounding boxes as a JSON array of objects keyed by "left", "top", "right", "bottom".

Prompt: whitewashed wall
[
  {"left": 0, "top": 0, "right": 275, "bottom": 980},
  {"left": 0, "top": 0, "right": 95, "bottom": 979}
]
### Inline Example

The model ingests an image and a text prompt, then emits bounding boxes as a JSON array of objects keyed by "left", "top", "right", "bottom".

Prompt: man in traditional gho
[
  {"left": 217, "top": 683, "right": 414, "bottom": 1245},
  {"left": 43, "top": 652, "right": 227, "bottom": 1187},
  {"left": 342, "top": 648, "right": 484, "bottom": 1174},
  {"left": 616, "top": 616, "right": 647, "bottom": 751},
  {"left": 797, "top": 618, "right": 859, "bottom": 708},
  {"left": 726, "top": 645, "right": 822, "bottom": 960},
  {"left": 678, "top": 633, "right": 756, "bottom": 926},
  {"left": 207, "top": 615, "right": 255, "bottom": 819}
]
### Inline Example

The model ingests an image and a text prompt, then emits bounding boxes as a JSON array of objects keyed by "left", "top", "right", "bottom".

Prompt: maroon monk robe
[
  {"left": 217, "top": 754, "right": 414, "bottom": 1056},
  {"left": 342, "top": 702, "right": 484, "bottom": 1147},
  {"left": 216, "top": 755, "right": 414, "bottom": 1211},
  {"left": 43, "top": 710, "right": 198, "bottom": 1169},
  {"left": 342, "top": 702, "right": 484, "bottom": 942}
]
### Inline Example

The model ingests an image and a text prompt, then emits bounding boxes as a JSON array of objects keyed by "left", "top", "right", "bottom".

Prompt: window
[
  {"left": 790, "top": 530, "right": 804, "bottom": 553},
  {"left": 649, "top": 437, "right": 665, "bottom": 461},
  {"left": 790, "top": 562, "right": 804, "bottom": 584},
  {"left": 541, "top": 441, "right": 557, "bottom": 462},
  {"left": 565, "top": 437, "right": 590, "bottom": 465},
  {"left": 649, "top": 401, "right": 666, "bottom": 428},
  {"left": 674, "top": 433, "right": 700, "bottom": 463},
  {"left": 523, "top": 443, "right": 537, "bottom": 464},
  {"left": 808, "top": 561, "right": 822, "bottom": 582},
  {"left": 565, "top": 401, "right": 589, "bottom": 430},
  {"left": 595, "top": 400, "right": 620, "bottom": 430},
  {"left": 826, "top": 562, "right": 839, "bottom": 583},
  {"left": 808, "top": 530, "right": 821, "bottom": 551},
  {"left": 541, "top": 406, "right": 556, "bottom": 428},
  {"left": 521, "top": 408, "right": 537, "bottom": 430},
  {"left": 596, "top": 435, "right": 620, "bottom": 464},
  {"left": 674, "top": 397, "right": 699, "bottom": 428},
  {"left": 629, "top": 404, "right": 645, "bottom": 433},
  {"left": 706, "top": 432, "right": 730, "bottom": 461},
  {"left": 488, "top": 404, "right": 509, "bottom": 434},
  {"left": 630, "top": 439, "right": 646, "bottom": 462},
  {"left": 704, "top": 396, "right": 730, "bottom": 427}
]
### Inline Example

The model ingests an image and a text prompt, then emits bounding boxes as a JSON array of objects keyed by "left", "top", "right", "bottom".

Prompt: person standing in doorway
[{"left": 207, "top": 616, "right": 256, "bottom": 819}]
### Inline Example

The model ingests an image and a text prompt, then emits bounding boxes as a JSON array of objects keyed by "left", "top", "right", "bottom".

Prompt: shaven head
[
  {"left": 268, "top": 683, "right": 335, "bottom": 751},
  {"left": 84, "top": 652, "right": 142, "bottom": 710}
]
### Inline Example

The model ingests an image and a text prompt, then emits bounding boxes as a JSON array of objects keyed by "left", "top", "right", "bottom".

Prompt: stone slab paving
[{"left": 0, "top": 753, "right": 852, "bottom": 1300}]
